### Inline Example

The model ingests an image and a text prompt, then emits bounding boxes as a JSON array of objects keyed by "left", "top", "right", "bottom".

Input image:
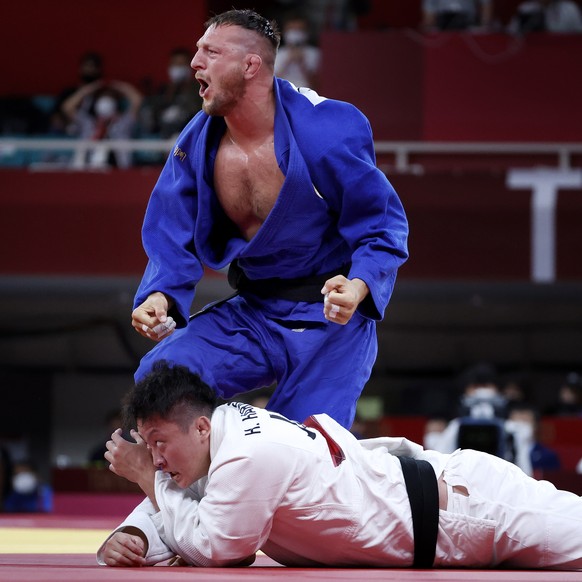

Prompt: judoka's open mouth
[{"left": 197, "top": 78, "right": 209, "bottom": 97}]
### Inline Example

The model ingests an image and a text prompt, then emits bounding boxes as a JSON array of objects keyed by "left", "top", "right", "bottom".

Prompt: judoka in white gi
[{"left": 98, "top": 361, "right": 582, "bottom": 570}]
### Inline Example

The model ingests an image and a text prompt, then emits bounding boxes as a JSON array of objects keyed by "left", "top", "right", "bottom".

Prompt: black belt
[
  {"left": 227, "top": 260, "right": 351, "bottom": 303},
  {"left": 397, "top": 456, "right": 439, "bottom": 568}
]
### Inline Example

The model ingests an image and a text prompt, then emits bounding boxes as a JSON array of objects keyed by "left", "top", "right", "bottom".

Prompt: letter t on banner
[{"left": 507, "top": 169, "right": 582, "bottom": 283}]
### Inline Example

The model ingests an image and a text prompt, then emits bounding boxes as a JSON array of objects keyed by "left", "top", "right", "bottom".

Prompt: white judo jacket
[{"left": 99, "top": 402, "right": 582, "bottom": 569}]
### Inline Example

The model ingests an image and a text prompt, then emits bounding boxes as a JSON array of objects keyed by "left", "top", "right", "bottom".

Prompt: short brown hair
[{"left": 205, "top": 9, "right": 280, "bottom": 51}]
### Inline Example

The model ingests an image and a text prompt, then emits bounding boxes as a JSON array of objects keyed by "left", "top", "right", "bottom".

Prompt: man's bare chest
[{"left": 213, "top": 140, "right": 285, "bottom": 239}]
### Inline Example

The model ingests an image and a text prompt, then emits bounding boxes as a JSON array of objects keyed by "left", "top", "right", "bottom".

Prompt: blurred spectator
[
  {"left": 138, "top": 47, "right": 202, "bottom": 140},
  {"left": 61, "top": 79, "right": 142, "bottom": 168},
  {"left": 543, "top": 0, "right": 582, "bottom": 30},
  {"left": 509, "top": 1, "right": 548, "bottom": 31},
  {"left": 49, "top": 51, "right": 105, "bottom": 137},
  {"left": 207, "top": 1, "right": 304, "bottom": 29},
  {"left": 275, "top": 12, "right": 322, "bottom": 90},
  {"left": 455, "top": 362, "right": 507, "bottom": 417},
  {"left": 508, "top": 0, "right": 582, "bottom": 33},
  {"left": 423, "top": 416, "right": 449, "bottom": 451},
  {"left": 502, "top": 374, "right": 531, "bottom": 415},
  {"left": 545, "top": 372, "right": 582, "bottom": 415},
  {"left": 3, "top": 460, "right": 52, "bottom": 513},
  {"left": 423, "top": 363, "right": 535, "bottom": 475},
  {"left": 421, "top": 0, "right": 494, "bottom": 31},
  {"left": 507, "top": 404, "right": 561, "bottom": 474},
  {"left": 262, "top": 1, "right": 306, "bottom": 27},
  {"left": 305, "top": 0, "right": 372, "bottom": 37}
]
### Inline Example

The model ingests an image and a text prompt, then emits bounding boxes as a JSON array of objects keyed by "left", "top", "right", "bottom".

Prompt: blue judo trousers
[{"left": 133, "top": 79, "right": 409, "bottom": 429}]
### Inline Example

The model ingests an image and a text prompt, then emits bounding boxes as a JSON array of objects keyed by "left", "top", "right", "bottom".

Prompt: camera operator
[{"left": 424, "top": 364, "right": 534, "bottom": 476}]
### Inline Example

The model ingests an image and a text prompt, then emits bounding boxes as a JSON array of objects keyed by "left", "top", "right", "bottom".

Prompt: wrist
[
  {"left": 152, "top": 291, "right": 174, "bottom": 310},
  {"left": 138, "top": 469, "right": 159, "bottom": 510},
  {"left": 351, "top": 278, "right": 370, "bottom": 304}
]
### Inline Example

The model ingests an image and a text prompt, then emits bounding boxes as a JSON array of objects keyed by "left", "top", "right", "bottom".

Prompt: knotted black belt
[
  {"left": 227, "top": 260, "right": 351, "bottom": 303},
  {"left": 397, "top": 456, "right": 439, "bottom": 568}
]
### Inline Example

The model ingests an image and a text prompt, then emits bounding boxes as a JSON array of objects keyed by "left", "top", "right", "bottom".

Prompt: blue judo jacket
[{"left": 134, "top": 78, "right": 409, "bottom": 327}]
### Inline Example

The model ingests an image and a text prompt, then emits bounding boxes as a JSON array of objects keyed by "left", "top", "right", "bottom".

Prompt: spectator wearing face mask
[
  {"left": 138, "top": 47, "right": 202, "bottom": 141},
  {"left": 61, "top": 79, "right": 143, "bottom": 168},
  {"left": 3, "top": 460, "right": 53, "bottom": 513},
  {"left": 49, "top": 51, "right": 105, "bottom": 137},
  {"left": 423, "top": 363, "right": 536, "bottom": 476},
  {"left": 275, "top": 13, "right": 321, "bottom": 91}
]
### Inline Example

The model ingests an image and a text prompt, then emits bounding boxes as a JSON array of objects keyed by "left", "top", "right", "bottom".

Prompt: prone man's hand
[
  {"left": 100, "top": 529, "right": 147, "bottom": 567},
  {"left": 105, "top": 429, "right": 158, "bottom": 506}
]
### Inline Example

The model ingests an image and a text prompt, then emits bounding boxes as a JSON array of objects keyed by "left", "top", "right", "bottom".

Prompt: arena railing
[
  {"left": 374, "top": 141, "right": 582, "bottom": 173},
  {"left": 1, "top": 137, "right": 582, "bottom": 172},
  {"left": 0, "top": 137, "right": 174, "bottom": 169}
]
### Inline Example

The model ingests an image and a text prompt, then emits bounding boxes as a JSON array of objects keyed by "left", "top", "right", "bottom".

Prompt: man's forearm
[{"left": 138, "top": 474, "right": 159, "bottom": 512}]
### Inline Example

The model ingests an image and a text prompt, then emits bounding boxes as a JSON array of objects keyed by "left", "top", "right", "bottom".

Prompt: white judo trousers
[{"left": 439, "top": 448, "right": 582, "bottom": 569}]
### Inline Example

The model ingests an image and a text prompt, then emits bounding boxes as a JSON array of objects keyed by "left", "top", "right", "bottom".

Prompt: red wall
[
  {"left": 2, "top": 1, "right": 208, "bottom": 96},
  {"left": 0, "top": 170, "right": 155, "bottom": 276},
  {"left": 422, "top": 33, "right": 582, "bottom": 141},
  {"left": 2, "top": 4, "right": 582, "bottom": 281},
  {"left": 320, "top": 31, "right": 425, "bottom": 140},
  {"left": 1, "top": 169, "right": 581, "bottom": 280},
  {"left": 321, "top": 31, "right": 582, "bottom": 142}
]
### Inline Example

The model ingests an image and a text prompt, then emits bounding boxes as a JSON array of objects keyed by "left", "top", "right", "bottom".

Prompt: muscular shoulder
[{"left": 277, "top": 79, "right": 372, "bottom": 156}]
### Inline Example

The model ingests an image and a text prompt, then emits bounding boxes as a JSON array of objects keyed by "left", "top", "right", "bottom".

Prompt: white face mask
[
  {"left": 95, "top": 96, "right": 117, "bottom": 118},
  {"left": 284, "top": 29, "right": 308, "bottom": 46},
  {"left": 13, "top": 471, "right": 38, "bottom": 494},
  {"left": 168, "top": 65, "right": 191, "bottom": 83}
]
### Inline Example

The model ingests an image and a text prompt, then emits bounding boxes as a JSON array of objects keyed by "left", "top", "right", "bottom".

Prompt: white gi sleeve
[
  {"left": 357, "top": 435, "right": 424, "bottom": 457},
  {"left": 96, "top": 496, "right": 175, "bottom": 565},
  {"left": 154, "top": 439, "right": 296, "bottom": 567}
]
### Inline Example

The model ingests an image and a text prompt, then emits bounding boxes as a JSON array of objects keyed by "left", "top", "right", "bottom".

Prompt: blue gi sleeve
[
  {"left": 133, "top": 135, "right": 204, "bottom": 328},
  {"left": 307, "top": 102, "right": 409, "bottom": 320}
]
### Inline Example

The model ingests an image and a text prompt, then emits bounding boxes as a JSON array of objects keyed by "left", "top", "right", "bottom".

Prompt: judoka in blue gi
[{"left": 130, "top": 9, "right": 409, "bottom": 429}]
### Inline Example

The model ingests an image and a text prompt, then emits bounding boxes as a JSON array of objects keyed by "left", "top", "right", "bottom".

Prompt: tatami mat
[{"left": 1, "top": 514, "right": 581, "bottom": 581}]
